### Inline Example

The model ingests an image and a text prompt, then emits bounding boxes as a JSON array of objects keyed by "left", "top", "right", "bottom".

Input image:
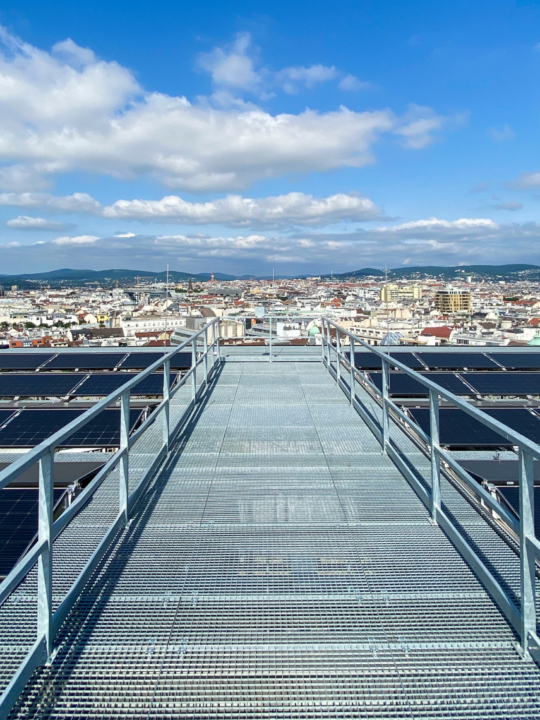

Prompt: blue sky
[{"left": 0, "top": 0, "right": 539, "bottom": 275}]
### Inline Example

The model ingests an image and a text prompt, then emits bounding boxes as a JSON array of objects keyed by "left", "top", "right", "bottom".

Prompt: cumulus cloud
[
  {"left": 197, "top": 32, "right": 361, "bottom": 96},
  {"left": 0, "top": 189, "right": 381, "bottom": 228},
  {"left": 52, "top": 235, "right": 99, "bottom": 245},
  {"left": 103, "top": 191, "right": 382, "bottom": 226},
  {"left": 6, "top": 215, "right": 74, "bottom": 230},
  {"left": 0, "top": 27, "right": 458, "bottom": 192},
  {"left": 0, "top": 191, "right": 101, "bottom": 213}
]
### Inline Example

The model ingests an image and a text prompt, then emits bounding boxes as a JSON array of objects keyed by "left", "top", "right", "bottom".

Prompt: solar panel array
[
  {"left": 352, "top": 350, "right": 540, "bottom": 372},
  {"left": 0, "top": 374, "right": 85, "bottom": 397},
  {"left": 0, "top": 408, "right": 143, "bottom": 448},
  {"left": 368, "top": 371, "right": 474, "bottom": 396},
  {"left": 44, "top": 353, "right": 127, "bottom": 370},
  {"left": 463, "top": 372, "right": 540, "bottom": 396},
  {"left": 408, "top": 407, "right": 540, "bottom": 447},
  {"left": 73, "top": 372, "right": 177, "bottom": 396},
  {"left": 119, "top": 351, "right": 192, "bottom": 370},
  {"left": 0, "top": 488, "right": 64, "bottom": 578},
  {"left": 0, "top": 354, "right": 54, "bottom": 370}
]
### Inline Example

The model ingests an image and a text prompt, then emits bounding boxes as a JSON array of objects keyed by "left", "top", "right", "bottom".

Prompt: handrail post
[
  {"left": 320, "top": 319, "right": 325, "bottom": 363},
  {"left": 37, "top": 450, "right": 54, "bottom": 658},
  {"left": 335, "top": 329, "right": 341, "bottom": 385},
  {"left": 519, "top": 448, "right": 536, "bottom": 657},
  {"left": 216, "top": 319, "right": 221, "bottom": 362},
  {"left": 269, "top": 317, "right": 273, "bottom": 363},
  {"left": 119, "top": 390, "right": 130, "bottom": 525},
  {"left": 163, "top": 358, "right": 170, "bottom": 451},
  {"left": 191, "top": 338, "right": 197, "bottom": 400},
  {"left": 210, "top": 322, "right": 215, "bottom": 371},
  {"left": 381, "top": 356, "right": 389, "bottom": 453},
  {"left": 203, "top": 329, "right": 208, "bottom": 386},
  {"left": 349, "top": 337, "right": 355, "bottom": 405},
  {"left": 429, "top": 389, "right": 441, "bottom": 523}
]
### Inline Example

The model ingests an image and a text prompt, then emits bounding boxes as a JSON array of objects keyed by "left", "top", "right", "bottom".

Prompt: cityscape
[{"left": 2, "top": 267, "right": 540, "bottom": 349}]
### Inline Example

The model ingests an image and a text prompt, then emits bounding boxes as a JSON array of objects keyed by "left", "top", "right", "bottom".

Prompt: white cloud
[
  {"left": 488, "top": 125, "right": 514, "bottom": 142},
  {"left": 52, "top": 234, "right": 99, "bottom": 245},
  {"left": 3, "top": 216, "right": 540, "bottom": 272},
  {"left": 103, "top": 191, "right": 381, "bottom": 226},
  {"left": 0, "top": 191, "right": 101, "bottom": 213},
  {"left": 0, "top": 27, "right": 460, "bottom": 193},
  {"left": 393, "top": 104, "right": 463, "bottom": 150},
  {"left": 196, "top": 33, "right": 261, "bottom": 92},
  {"left": 6, "top": 215, "right": 73, "bottom": 230},
  {"left": 0, "top": 189, "right": 382, "bottom": 228},
  {"left": 338, "top": 75, "right": 369, "bottom": 92},
  {"left": 276, "top": 64, "right": 337, "bottom": 94}
]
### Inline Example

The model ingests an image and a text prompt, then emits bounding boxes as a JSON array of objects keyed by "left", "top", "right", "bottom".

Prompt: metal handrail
[
  {"left": 321, "top": 316, "right": 540, "bottom": 663},
  {"left": 0, "top": 318, "right": 221, "bottom": 719}
]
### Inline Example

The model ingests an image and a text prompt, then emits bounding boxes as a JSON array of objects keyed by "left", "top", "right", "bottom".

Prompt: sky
[{"left": 0, "top": 0, "right": 539, "bottom": 276}]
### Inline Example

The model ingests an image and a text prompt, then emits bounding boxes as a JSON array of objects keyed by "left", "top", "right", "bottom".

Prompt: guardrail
[
  {"left": 0, "top": 318, "right": 221, "bottom": 719},
  {"left": 321, "top": 317, "right": 540, "bottom": 663},
  {"left": 243, "top": 315, "right": 320, "bottom": 362}
]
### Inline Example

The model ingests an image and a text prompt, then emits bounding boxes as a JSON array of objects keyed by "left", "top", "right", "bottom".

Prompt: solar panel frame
[
  {"left": 73, "top": 372, "right": 177, "bottom": 396},
  {"left": 119, "top": 351, "right": 192, "bottom": 370},
  {"left": 0, "top": 354, "right": 55, "bottom": 370},
  {"left": 44, "top": 353, "right": 127, "bottom": 370},
  {"left": 418, "top": 352, "right": 499, "bottom": 370},
  {"left": 0, "top": 408, "right": 144, "bottom": 448},
  {"left": 0, "top": 373, "right": 85, "bottom": 397},
  {"left": 488, "top": 353, "right": 540, "bottom": 370},
  {"left": 0, "top": 409, "right": 16, "bottom": 428},
  {"left": 368, "top": 371, "right": 473, "bottom": 396},
  {"left": 463, "top": 372, "right": 540, "bottom": 396}
]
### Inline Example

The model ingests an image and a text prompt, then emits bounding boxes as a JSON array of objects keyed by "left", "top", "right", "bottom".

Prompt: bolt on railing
[
  {"left": 321, "top": 316, "right": 540, "bottom": 663},
  {"left": 0, "top": 318, "right": 221, "bottom": 720}
]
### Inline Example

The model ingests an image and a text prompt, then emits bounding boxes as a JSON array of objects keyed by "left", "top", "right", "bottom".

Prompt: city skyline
[{"left": 0, "top": 0, "right": 539, "bottom": 273}]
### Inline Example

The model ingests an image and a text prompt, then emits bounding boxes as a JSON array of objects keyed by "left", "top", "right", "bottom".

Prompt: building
[
  {"left": 434, "top": 287, "right": 472, "bottom": 313},
  {"left": 380, "top": 284, "right": 423, "bottom": 302}
]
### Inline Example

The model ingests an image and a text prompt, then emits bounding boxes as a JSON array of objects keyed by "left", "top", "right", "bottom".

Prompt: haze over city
[{"left": 0, "top": 0, "right": 539, "bottom": 275}]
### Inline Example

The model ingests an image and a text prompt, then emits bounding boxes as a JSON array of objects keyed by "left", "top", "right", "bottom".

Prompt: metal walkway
[{"left": 2, "top": 357, "right": 540, "bottom": 717}]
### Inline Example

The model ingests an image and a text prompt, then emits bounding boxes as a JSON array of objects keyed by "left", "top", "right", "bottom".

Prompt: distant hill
[
  {"left": 1, "top": 263, "right": 540, "bottom": 288},
  {"left": 328, "top": 264, "right": 540, "bottom": 280}
]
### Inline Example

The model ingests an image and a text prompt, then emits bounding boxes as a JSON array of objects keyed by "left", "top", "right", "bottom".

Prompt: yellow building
[
  {"left": 380, "top": 284, "right": 423, "bottom": 302},
  {"left": 434, "top": 288, "right": 471, "bottom": 313}
]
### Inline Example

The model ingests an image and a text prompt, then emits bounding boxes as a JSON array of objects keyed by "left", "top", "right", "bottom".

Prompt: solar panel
[
  {"left": 74, "top": 372, "right": 177, "bottom": 396},
  {"left": 496, "top": 486, "right": 540, "bottom": 537},
  {"left": 119, "top": 352, "right": 165, "bottom": 369},
  {"left": 418, "top": 352, "right": 499, "bottom": 370},
  {"left": 0, "top": 373, "right": 84, "bottom": 397},
  {"left": 352, "top": 351, "right": 426, "bottom": 371},
  {"left": 489, "top": 353, "right": 540, "bottom": 370},
  {"left": 119, "top": 352, "right": 192, "bottom": 370},
  {"left": 0, "top": 408, "right": 143, "bottom": 448},
  {"left": 390, "top": 352, "right": 426, "bottom": 370},
  {"left": 44, "top": 353, "right": 127, "bottom": 370},
  {"left": 352, "top": 352, "right": 382, "bottom": 370},
  {"left": 0, "top": 488, "right": 64, "bottom": 579},
  {"left": 463, "top": 372, "right": 540, "bottom": 396},
  {"left": 368, "top": 372, "right": 473, "bottom": 396},
  {"left": 0, "top": 354, "right": 55, "bottom": 370},
  {"left": 409, "top": 408, "right": 510, "bottom": 447}
]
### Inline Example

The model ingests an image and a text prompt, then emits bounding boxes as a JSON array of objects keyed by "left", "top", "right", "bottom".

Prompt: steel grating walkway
[{"left": 2, "top": 358, "right": 540, "bottom": 718}]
